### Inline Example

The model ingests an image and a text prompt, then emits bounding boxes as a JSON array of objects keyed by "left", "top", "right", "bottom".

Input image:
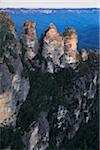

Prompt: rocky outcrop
[
  {"left": 21, "top": 22, "right": 88, "bottom": 73},
  {"left": 60, "top": 27, "right": 78, "bottom": 69},
  {"left": 64, "top": 28, "right": 78, "bottom": 52},
  {"left": 41, "top": 25, "right": 79, "bottom": 73},
  {"left": 42, "top": 23, "right": 64, "bottom": 73},
  {"left": 0, "top": 12, "right": 29, "bottom": 126},
  {"left": 22, "top": 20, "right": 38, "bottom": 60}
]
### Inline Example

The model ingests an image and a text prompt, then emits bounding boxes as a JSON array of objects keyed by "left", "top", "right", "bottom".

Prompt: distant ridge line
[{"left": 0, "top": 8, "right": 99, "bottom": 14}]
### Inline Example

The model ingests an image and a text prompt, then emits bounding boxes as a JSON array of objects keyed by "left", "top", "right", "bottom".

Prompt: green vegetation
[
  {"left": 16, "top": 58, "right": 98, "bottom": 149},
  {"left": 63, "top": 113, "right": 99, "bottom": 150},
  {"left": 0, "top": 126, "right": 23, "bottom": 150},
  {"left": 0, "top": 64, "right": 99, "bottom": 149},
  {"left": 16, "top": 70, "right": 60, "bottom": 131},
  {"left": 4, "top": 57, "right": 16, "bottom": 74}
]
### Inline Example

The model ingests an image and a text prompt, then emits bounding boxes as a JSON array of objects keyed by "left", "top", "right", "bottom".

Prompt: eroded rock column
[
  {"left": 22, "top": 20, "right": 38, "bottom": 60},
  {"left": 63, "top": 27, "right": 78, "bottom": 65},
  {"left": 42, "top": 23, "right": 64, "bottom": 73}
]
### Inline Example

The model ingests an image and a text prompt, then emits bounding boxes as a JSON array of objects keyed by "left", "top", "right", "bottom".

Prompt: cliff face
[
  {"left": 20, "top": 52, "right": 99, "bottom": 150},
  {"left": 0, "top": 13, "right": 99, "bottom": 150},
  {"left": 0, "top": 12, "right": 30, "bottom": 126}
]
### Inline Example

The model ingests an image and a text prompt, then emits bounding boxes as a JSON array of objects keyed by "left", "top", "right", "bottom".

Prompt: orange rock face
[
  {"left": 41, "top": 25, "right": 80, "bottom": 72},
  {"left": 64, "top": 28, "right": 78, "bottom": 51},
  {"left": 63, "top": 27, "right": 78, "bottom": 64},
  {"left": 0, "top": 92, "right": 13, "bottom": 125},
  {"left": 42, "top": 23, "right": 64, "bottom": 73},
  {"left": 42, "top": 23, "right": 64, "bottom": 63},
  {"left": 22, "top": 21, "right": 36, "bottom": 40}
]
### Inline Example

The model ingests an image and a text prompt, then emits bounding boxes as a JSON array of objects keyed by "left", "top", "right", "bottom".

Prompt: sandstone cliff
[{"left": 0, "top": 12, "right": 30, "bottom": 126}]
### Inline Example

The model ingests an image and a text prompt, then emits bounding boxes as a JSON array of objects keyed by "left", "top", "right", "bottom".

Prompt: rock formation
[
  {"left": 0, "top": 14, "right": 99, "bottom": 150},
  {"left": 60, "top": 27, "right": 79, "bottom": 68},
  {"left": 41, "top": 25, "right": 79, "bottom": 73},
  {"left": 20, "top": 56, "right": 99, "bottom": 149},
  {"left": 0, "top": 12, "right": 30, "bottom": 126},
  {"left": 42, "top": 23, "right": 64, "bottom": 73},
  {"left": 22, "top": 20, "right": 38, "bottom": 60}
]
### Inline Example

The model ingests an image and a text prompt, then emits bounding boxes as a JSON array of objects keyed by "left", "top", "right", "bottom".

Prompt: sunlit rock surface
[
  {"left": 42, "top": 23, "right": 64, "bottom": 73},
  {"left": 41, "top": 25, "right": 79, "bottom": 73},
  {"left": 60, "top": 27, "right": 79, "bottom": 69},
  {"left": 0, "top": 12, "right": 30, "bottom": 126}
]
